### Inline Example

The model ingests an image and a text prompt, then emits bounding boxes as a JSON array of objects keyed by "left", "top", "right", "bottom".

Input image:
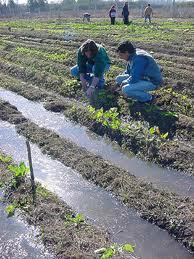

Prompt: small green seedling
[
  {"left": 160, "top": 132, "right": 169, "bottom": 139},
  {"left": 95, "top": 243, "right": 135, "bottom": 258},
  {"left": 0, "top": 155, "right": 12, "bottom": 163},
  {"left": 161, "top": 111, "right": 178, "bottom": 118},
  {"left": 8, "top": 162, "right": 29, "bottom": 188},
  {"left": 65, "top": 213, "right": 84, "bottom": 226},
  {"left": 5, "top": 204, "right": 16, "bottom": 217}
]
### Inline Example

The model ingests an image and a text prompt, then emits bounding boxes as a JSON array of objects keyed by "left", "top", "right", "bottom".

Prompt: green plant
[
  {"left": 8, "top": 162, "right": 29, "bottom": 188},
  {"left": 161, "top": 111, "right": 178, "bottom": 118},
  {"left": 149, "top": 126, "right": 169, "bottom": 139},
  {"left": 88, "top": 106, "right": 121, "bottom": 130},
  {"left": 0, "top": 155, "right": 12, "bottom": 163},
  {"left": 95, "top": 243, "right": 134, "bottom": 258},
  {"left": 65, "top": 213, "right": 84, "bottom": 226},
  {"left": 5, "top": 204, "right": 16, "bottom": 217}
]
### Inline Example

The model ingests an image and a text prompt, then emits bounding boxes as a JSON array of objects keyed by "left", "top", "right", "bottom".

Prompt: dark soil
[
  {"left": 0, "top": 154, "right": 111, "bottom": 259},
  {"left": 0, "top": 73, "right": 193, "bottom": 175},
  {"left": 0, "top": 99, "right": 194, "bottom": 252}
]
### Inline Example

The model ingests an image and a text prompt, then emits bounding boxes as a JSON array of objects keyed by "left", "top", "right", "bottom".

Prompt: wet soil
[
  {"left": 0, "top": 155, "right": 111, "bottom": 259},
  {"left": 0, "top": 99, "right": 194, "bottom": 252},
  {"left": 0, "top": 74, "right": 193, "bottom": 175}
]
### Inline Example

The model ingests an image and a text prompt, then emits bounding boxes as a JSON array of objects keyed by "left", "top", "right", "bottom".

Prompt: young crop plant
[
  {"left": 5, "top": 203, "right": 16, "bottom": 217},
  {"left": 64, "top": 213, "right": 85, "bottom": 227},
  {"left": 95, "top": 243, "right": 135, "bottom": 259},
  {"left": 0, "top": 155, "right": 12, "bottom": 163},
  {"left": 88, "top": 106, "right": 121, "bottom": 130},
  {"left": 149, "top": 126, "right": 169, "bottom": 139},
  {"left": 8, "top": 162, "right": 29, "bottom": 189}
]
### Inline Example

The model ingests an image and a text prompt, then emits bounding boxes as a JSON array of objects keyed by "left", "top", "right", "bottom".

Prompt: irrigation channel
[
  {"left": 0, "top": 121, "right": 193, "bottom": 259},
  {"left": 0, "top": 191, "right": 53, "bottom": 259},
  {"left": 0, "top": 89, "right": 194, "bottom": 199}
]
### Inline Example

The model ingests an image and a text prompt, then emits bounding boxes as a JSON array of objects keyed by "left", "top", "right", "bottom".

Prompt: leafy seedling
[
  {"left": 8, "top": 162, "right": 29, "bottom": 188},
  {"left": 0, "top": 155, "right": 12, "bottom": 163},
  {"left": 95, "top": 243, "right": 135, "bottom": 258},
  {"left": 5, "top": 204, "right": 16, "bottom": 217},
  {"left": 65, "top": 213, "right": 84, "bottom": 227}
]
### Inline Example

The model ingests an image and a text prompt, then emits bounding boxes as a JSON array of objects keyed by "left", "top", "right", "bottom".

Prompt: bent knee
[
  {"left": 115, "top": 75, "right": 124, "bottom": 85},
  {"left": 122, "top": 84, "right": 130, "bottom": 96},
  {"left": 70, "top": 65, "right": 79, "bottom": 77}
]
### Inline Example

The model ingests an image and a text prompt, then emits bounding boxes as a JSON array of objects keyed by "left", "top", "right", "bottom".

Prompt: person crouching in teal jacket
[
  {"left": 71, "top": 39, "right": 111, "bottom": 97},
  {"left": 115, "top": 41, "right": 163, "bottom": 102}
]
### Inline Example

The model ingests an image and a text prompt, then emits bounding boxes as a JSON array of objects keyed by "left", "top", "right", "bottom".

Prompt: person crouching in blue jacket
[{"left": 115, "top": 41, "right": 163, "bottom": 102}]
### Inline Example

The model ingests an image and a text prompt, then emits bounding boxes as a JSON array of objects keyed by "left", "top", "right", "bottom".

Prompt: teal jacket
[{"left": 77, "top": 44, "right": 111, "bottom": 78}]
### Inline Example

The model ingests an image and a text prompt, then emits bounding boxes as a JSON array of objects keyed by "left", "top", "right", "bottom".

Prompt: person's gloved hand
[{"left": 86, "top": 85, "right": 95, "bottom": 98}]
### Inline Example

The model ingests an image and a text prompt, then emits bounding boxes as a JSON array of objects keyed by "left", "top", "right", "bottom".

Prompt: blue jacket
[{"left": 125, "top": 49, "right": 163, "bottom": 86}]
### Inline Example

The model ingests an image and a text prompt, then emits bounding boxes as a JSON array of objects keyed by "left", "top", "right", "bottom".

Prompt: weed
[
  {"left": 5, "top": 204, "right": 16, "bottom": 217},
  {"left": 95, "top": 243, "right": 134, "bottom": 258},
  {"left": 0, "top": 155, "right": 12, "bottom": 163},
  {"left": 8, "top": 162, "right": 29, "bottom": 188},
  {"left": 149, "top": 126, "right": 169, "bottom": 139},
  {"left": 64, "top": 213, "right": 84, "bottom": 227}
]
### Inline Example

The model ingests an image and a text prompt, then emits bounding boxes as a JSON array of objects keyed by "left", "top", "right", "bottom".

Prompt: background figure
[
  {"left": 144, "top": 4, "right": 153, "bottom": 23},
  {"left": 109, "top": 5, "right": 116, "bottom": 25},
  {"left": 83, "top": 13, "right": 91, "bottom": 22},
  {"left": 122, "top": 2, "right": 129, "bottom": 25}
]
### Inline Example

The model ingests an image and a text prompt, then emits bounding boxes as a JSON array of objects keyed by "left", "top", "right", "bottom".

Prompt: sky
[{"left": 16, "top": 0, "right": 192, "bottom": 6}]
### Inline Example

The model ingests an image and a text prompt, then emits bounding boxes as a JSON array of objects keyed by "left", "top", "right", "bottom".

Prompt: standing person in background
[
  {"left": 144, "top": 4, "right": 153, "bottom": 23},
  {"left": 109, "top": 5, "right": 116, "bottom": 25},
  {"left": 122, "top": 2, "right": 129, "bottom": 25}
]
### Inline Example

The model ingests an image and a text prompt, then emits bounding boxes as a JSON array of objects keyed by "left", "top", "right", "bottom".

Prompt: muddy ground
[
  {"left": 0, "top": 73, "right": 193, "bottom": 175},
  {"left": 0, "top": 153, "right": 113, "bottom": 259},
  {"left": 0, "top": 99, "right": 194, "bottom": 252}
]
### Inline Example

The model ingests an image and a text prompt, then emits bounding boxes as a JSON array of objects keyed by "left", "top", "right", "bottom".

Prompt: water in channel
[
  {"left": 0, "top": 120, "right": 193, "bottom": 259},
  {"left": 0, "top": 191, "right": 53, "bottom": 259},
  {"left": 0, "top": 89, "right": 193, "bottom": 199}
]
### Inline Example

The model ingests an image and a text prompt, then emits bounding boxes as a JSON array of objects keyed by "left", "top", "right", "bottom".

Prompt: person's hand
[
  {"left": 111, "top": 84, "right": 121, "bottom": 93},
  {"left": 80, "top": 78, "right": 88, "bottom": 90},
  {"left": 86, "top": 86, "right": 95, "bottom": 98}
]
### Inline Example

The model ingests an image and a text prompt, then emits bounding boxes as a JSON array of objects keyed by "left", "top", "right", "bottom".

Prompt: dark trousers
[
  {"left": 123, "top": 16, "right": 129, "bottom": 24},
  {"left": 111, "top": 17, "right": 115, "bottom": 25}
]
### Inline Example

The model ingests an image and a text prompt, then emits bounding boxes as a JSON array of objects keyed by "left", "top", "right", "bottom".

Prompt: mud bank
[
  {"left": 0, "top": 154, "right": 113, "bottom": 259},
  {"left": 0, "top": 75, "right": 193, "bottom": 175},
  {"left": 0, "top": 99, "right": 193, "bottom": 252}
]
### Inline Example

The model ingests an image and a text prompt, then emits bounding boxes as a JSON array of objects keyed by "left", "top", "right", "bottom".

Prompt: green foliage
[
  {"left": 95, "top": 243, "right": 135, "bottom": 258},
  {"left": 16, "top": 47, "right": 70, "bottom": 62},
  {"left": 36, "top": 185, "right": 50, "bottom": 198},
  {"left": 0, "top": 155, "right": 12, "bottom": 163},
  {"left": 65, "top": 213, "right": 84, "bottom": 226},
  {"left": 149, "top": 126, "right": 169, "bottom": 139},
  {"left": 8, "top": 162, "right": 29, "bottom": 188},
  {"left": 5, "top": 204, "right": 16, "bottom": 217},
  {"left": 88, "top": 106, "right": 121, "bottom": 130},
  {"left": 122, "top": 243, "right": 134, "bottom": 253},
  {"left": 161, "top": 111, "right": 178, "bottom": 118}
]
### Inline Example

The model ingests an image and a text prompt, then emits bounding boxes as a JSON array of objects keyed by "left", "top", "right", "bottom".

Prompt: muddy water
[
  {"left": 0, "top": 191, "right": 53, "bottom": 259},
  {"left": 0, "top": 89, "right": 193, "bottom": 199},
  {"left": 0, "top": 120, "right": 193, "bottom": 259}
]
